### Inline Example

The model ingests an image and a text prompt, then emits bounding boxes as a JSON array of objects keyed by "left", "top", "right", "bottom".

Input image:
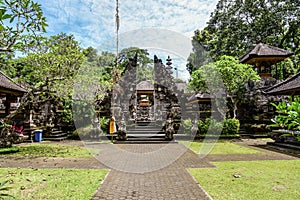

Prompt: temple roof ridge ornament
[{"left": 166, "top": 56, "right": 173, "bottom": 74}]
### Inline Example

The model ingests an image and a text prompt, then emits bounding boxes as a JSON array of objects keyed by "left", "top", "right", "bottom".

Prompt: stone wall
[{"left": 238, "top": 77, "right": 282, "bottom": 135}]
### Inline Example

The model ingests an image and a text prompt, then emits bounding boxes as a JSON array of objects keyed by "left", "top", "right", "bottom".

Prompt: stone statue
[{"left": 165, "top": 117, "right": 174, "bottom": 140}]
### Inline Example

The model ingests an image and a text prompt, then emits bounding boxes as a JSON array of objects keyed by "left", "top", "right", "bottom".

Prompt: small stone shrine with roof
[{"left": 238, "top": 43, "right": 294, "bottom": 136}]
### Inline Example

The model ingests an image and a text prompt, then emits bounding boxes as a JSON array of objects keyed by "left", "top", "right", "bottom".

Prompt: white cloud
[
  {"left": 35, "top": 0, "right": 218, "bottom": 80},
  {"left": 36, "top": 0, "right": 218, "bottom": 47}
]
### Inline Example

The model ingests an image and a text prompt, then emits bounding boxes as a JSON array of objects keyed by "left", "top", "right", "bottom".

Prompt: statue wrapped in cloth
[{"left": 109, "top": 117, "right": 117, "bottom": 134}]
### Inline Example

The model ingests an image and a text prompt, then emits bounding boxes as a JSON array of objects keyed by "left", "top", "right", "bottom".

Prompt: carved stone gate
[{"left": 111, "top": 55, "right": 182, "bottom": 140}]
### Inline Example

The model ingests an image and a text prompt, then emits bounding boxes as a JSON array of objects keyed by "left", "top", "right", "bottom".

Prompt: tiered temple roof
[
  {"left": 240, "top": 43, "right": 294, "bottom": 65},
  {"left": 264, "top": 71, "right": 300, "bottom": 96}
]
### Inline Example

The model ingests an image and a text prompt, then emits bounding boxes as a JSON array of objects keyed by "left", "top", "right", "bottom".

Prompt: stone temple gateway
[{"left": 110, "top": 55, "right": 183, "bottom": 141}]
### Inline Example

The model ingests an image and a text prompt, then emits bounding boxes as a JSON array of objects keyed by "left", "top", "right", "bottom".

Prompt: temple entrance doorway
[
  {"left": 132, "top": 80, "right": 157, "bottom": 122},
  {"left": 111, "top": 55, "right": 182, "bottom": 141}
]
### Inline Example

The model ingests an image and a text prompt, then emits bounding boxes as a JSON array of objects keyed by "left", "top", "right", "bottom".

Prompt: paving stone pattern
[
  {"left": 92, "top": 143, "right": 212, "bottom": 200},
  {"left": 0, "top": 140, "right": 299, "bottom": 200}
]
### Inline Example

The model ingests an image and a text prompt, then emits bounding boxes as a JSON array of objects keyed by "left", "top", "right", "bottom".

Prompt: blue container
[{"left": 34, "top": 130, "right": 43, "bottom": 142}]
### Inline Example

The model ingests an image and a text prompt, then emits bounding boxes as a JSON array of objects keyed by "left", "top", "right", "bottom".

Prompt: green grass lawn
[
  {"left": 0, "top": 144, "right": 96, "bottom": 158},
  {"left": 0, "top": 168, "right": 109, "bottom": 200},
  {"left": 181, "top": 141, "right": 260, "bottom": 154},
  {"left": 189, "top": 160, "right": 300, "bottom": 200}
]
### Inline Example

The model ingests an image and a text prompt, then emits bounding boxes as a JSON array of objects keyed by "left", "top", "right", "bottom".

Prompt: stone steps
[
  {"left": 126, "top": 121, "right": 165, "bottom": 141},
  {"left": 43, "top": 129, "right": 69, "bottom": 141},
  {"left": 115, "top": 139, "right": 177, "bottom": 144}
]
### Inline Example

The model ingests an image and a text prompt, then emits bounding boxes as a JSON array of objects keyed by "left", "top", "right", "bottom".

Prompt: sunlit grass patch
[
  {"left": 0, "top": 168, "right": 109, "bottom": 200},
  {"left": 0, "top": 144, "right": 95, "bottom": 158},
  {"left": 189, "top": 160, "right": 300, "bottom": 200},
  {"left": 180, "top": 141, "right": 260, "bottom": 154}
]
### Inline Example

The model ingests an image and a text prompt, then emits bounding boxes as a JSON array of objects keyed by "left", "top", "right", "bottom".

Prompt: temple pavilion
[
  {"left": 240, "top": 43, "right": 294, "bottom": 78},
  {"left": 0, "top": 71, "right": 27, "bottom": 118}
]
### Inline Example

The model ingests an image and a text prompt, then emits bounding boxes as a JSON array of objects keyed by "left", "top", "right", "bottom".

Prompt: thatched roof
[
  {"left": 264, "top": 71, "right": 300, "bottom": 95},
  {"left": 240, "top": 43, "right": 293, "bottom": 65},
  {"left": 0, "top": 71, "right": 27, "bottom": 96}
]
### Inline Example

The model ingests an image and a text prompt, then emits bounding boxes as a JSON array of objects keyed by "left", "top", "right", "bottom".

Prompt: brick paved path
[
  {"left": 91, "top": 141, "right": 297, "bottom": 200},
  {"left": 0, "top": 140, "right": 298, "bottom": 200},
  {"left": 92, "top": 143, "right": 213, "bottom": 200}
]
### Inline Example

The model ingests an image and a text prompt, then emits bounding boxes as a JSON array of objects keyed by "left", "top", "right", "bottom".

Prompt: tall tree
[
  {"left": 19, "top": 33, "right": 84, "bottom": 85},
  {"left": 8, "top": 33, "right": 85, "bottom": 125},
  {"left": 77, "top": 48, "right": 116, "bottom": 102},
  {"left": 0, "top": 0, "right": 47, "bottom": 52},
  {"left": 189, "top": 56, "right": 260, "bottom": 119},
  {"left": 119, "top": 47, "right": 153, "bottom": 82},
  {"left": 188, "top": 0, "right": 300, "bottom": 75}
]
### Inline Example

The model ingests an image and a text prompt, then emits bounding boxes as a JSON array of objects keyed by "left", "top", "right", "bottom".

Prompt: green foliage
[
  {"left": 20, "top": 33, "right": 84, "bottom": 84},
  {"left": 186, "top": 29, "right": 214, "bottom": 73},
  {"left": 207, "top": 117, "right": 223, "bottom": 133},
  {"left": 73, "top": 48, "right": 116, "bottom": 128},
  {"left": 7, "top": 33, "right": 85, "bottom": 126},
  {"left": 197, "top": 117, "right": 240, "bottom": 136},
  {"left": 0, "top": 121, "right": 23, "bottom": 148},
  {"left": 189, "top": 0, "right": 300, "bottom": 79},
  {"left": 273, "top": 58, "right": 297, "bottom": 80},
  {"left": 119, "top": 47, "right": 153, "bottom": 82},
  {"left": 99, "top": 117, "right": 110, "bottom": 134},
  {"left": 271, "top": 96, "right": 300, "bottom": 131},
  {"left": 0, "top": 180, "right": 14, "bottom": 199},
  {"left": 0, "top": 0, "right": 47, "bottom": 52},
  {"left": 198, "top": 118, "right": 210, "bottom": 134},
  {"left": 222, "top": 118, "right": 240, "bottom": 135},
  {"left": 74, "top": 50, "right": 115, "bottom": 103},
  {"left": 189, "top": 56, "right": 260, "bottom": 118},
  {"left": 183, "top": 118, "right": 193, "bottom": 134}
]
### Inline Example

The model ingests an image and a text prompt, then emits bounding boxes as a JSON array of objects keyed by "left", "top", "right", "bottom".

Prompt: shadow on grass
[
  {"left": 0, "top": 147, "right": 20, "bottom": 155},
  {"left": 252, "top": 144, "right": 300, "bottom": 158}
]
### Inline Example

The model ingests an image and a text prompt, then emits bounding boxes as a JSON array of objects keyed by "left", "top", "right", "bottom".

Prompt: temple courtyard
[{"left": 0, "top": 139, "right": 299, "bottom": 200}]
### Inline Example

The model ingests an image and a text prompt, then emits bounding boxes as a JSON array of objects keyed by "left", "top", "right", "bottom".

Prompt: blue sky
[{"left": 35, "top": 0, "right": 218, "bottom": 81}]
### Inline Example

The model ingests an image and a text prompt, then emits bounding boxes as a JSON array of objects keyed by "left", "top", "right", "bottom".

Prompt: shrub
[
  {"left": 222, "top": 118, "right": 240, "bottom": 135},
  {"left": 198, "top": 118, "right": 212, "bottom": 135},
  {"left": 99, "top": 117, "right": 110, "bottom": 134},
  {"left": 209, "top": 118, "right": 223, "bottom": 133},
  {"left": 197, "top": 117, "right": 222, "bottom": 135},
  {"left": 0, "top": 121, "right": 23, "bottom": 148},
  {"left": 197, "top": 117, "right": 240, "bottom": 136},
  {"left": 183, "top": 118, "right": 193, "bottom": 135}
]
